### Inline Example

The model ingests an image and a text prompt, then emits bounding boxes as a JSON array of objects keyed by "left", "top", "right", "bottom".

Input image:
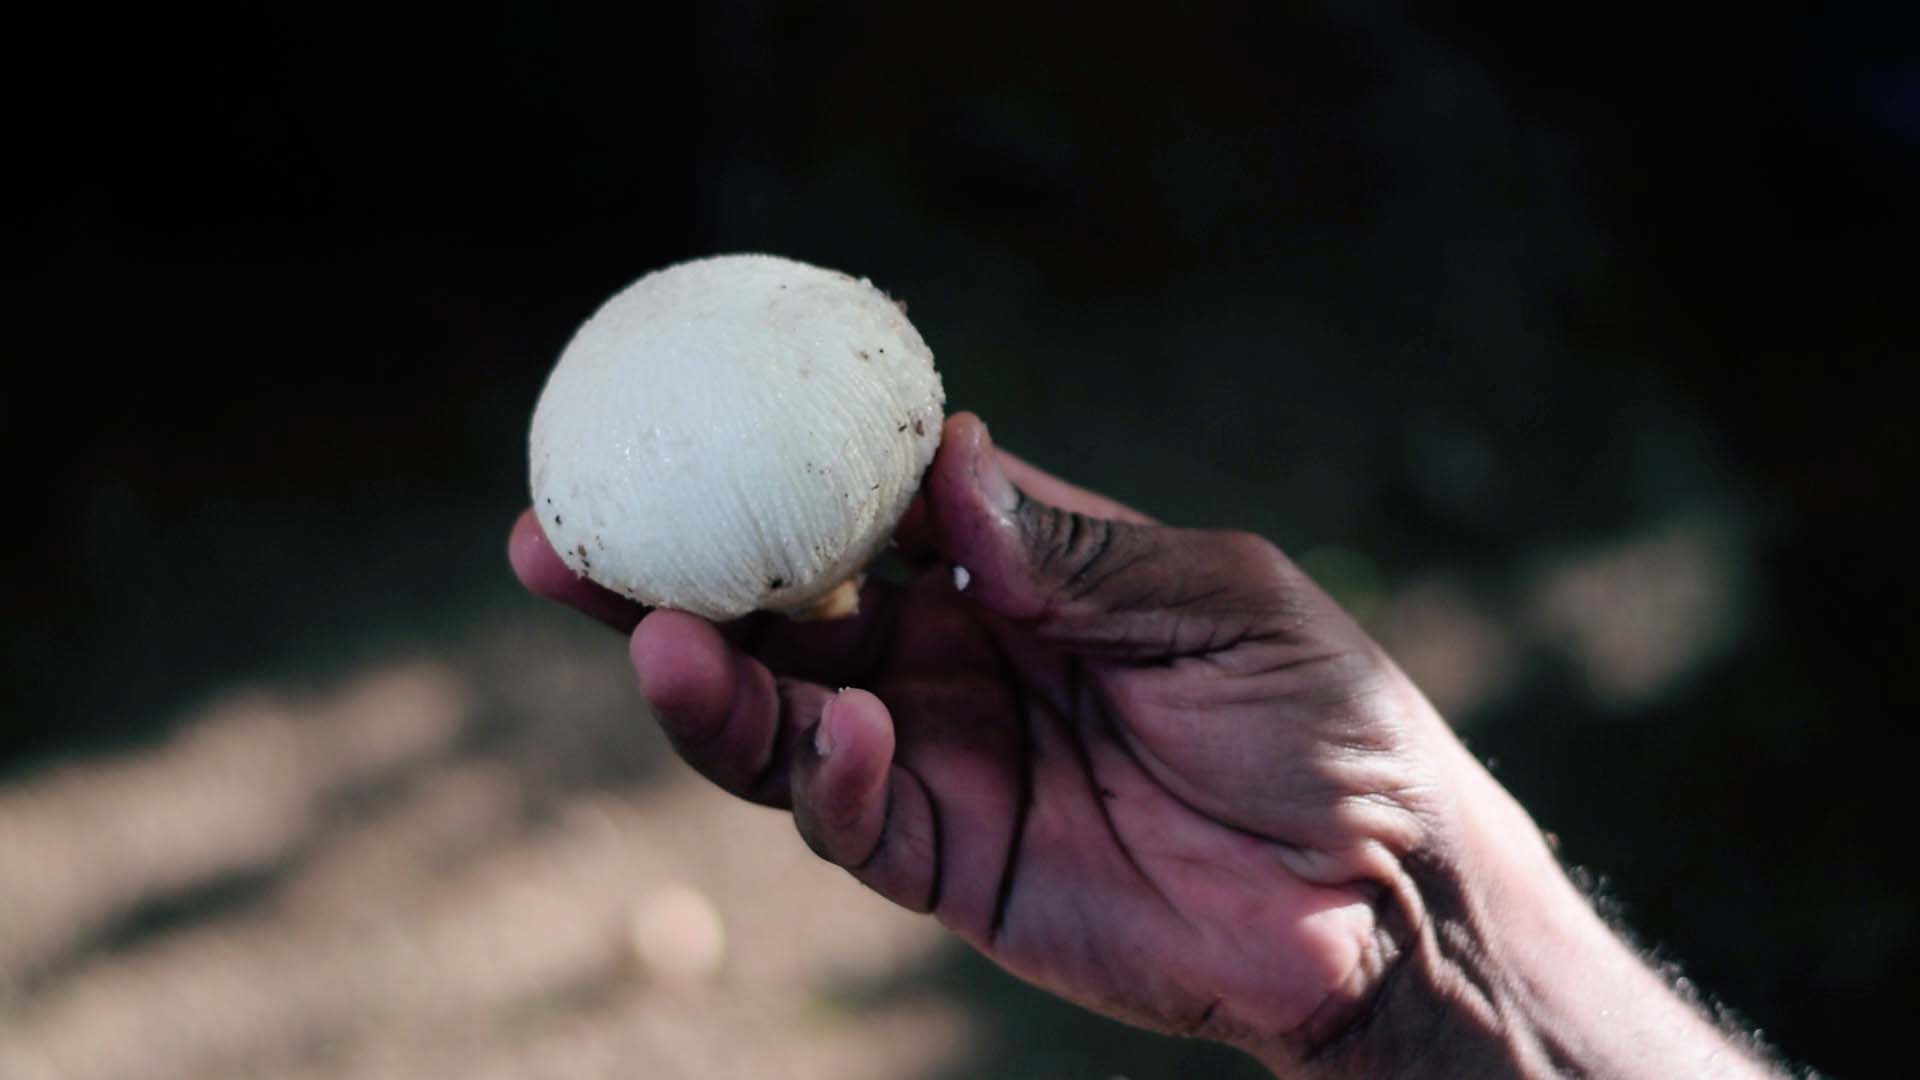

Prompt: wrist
[{"left": 1259, "top": 739, "right": 1779, "bottom": 1078}]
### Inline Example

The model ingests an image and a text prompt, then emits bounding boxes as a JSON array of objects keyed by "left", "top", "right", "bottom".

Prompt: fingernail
[
  {"left": 974, "top": 428, "right": 1020, "bottom": 512},
  {"left": 814, "top": 694, "right": 839, "bottom": 758}
]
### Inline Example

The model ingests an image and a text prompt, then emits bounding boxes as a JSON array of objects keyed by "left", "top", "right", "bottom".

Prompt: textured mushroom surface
[{"left": 529, "top": 254, "right": 945, "bottom": 620}]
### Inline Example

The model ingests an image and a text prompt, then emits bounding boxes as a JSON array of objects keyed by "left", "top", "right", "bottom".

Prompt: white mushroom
[{"left": 529, "top": 253, "right": 945, "bottom": 621}]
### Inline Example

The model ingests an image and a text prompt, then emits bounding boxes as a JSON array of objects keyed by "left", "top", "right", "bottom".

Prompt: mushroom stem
[{"left": 790, "top": 577, "right": 863, "bottom": 621}]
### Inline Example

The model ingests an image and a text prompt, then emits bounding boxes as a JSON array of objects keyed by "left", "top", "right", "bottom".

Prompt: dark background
[{"left": 9, "top": 3, "right": 1917, "bottom": 1074}]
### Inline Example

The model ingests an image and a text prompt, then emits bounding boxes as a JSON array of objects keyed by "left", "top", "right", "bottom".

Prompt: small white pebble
[
  {"left": 630, "top": 883, "right": 727, "bottom": 982},
  {"left": 951, "top": 565, "right": 971, "bottom": 591}
]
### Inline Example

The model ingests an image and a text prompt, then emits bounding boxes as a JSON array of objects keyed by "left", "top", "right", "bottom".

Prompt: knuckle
[
  {"left": 1219, "top": 530, "right": 1293, "bottom": 589},
  {"left": 1216, "top": 530, "right": 1313, "bottom": 615}
]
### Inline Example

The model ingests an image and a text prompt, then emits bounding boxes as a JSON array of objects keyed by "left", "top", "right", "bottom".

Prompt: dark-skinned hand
[{"left": 509, "top": 412, "right": 1780, "bottom": 1077}]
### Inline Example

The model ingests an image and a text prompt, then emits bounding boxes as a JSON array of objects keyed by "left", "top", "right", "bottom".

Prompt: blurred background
[{"left": 6, "top": 2, "right": 1916, "bottom": 1076}]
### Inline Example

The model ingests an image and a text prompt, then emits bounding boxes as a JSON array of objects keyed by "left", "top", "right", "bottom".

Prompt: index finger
[
  {"left": 510, "top": 508, "right": 905, "bottom": 686},
  {"left": 508, "top": 509, "right": 649, "bottom": 632}
]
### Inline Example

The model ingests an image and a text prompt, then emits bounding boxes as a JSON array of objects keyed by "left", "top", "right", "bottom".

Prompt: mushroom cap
[{"left": 529, "top": 254, "right": 945, "bottom": 620}]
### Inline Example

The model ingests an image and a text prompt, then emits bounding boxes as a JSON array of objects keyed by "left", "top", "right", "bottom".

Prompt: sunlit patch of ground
[
  {"left": 1372, "top": 513, "right": 1749, "bottom": 721},
  {"left": 0, "top": 612, "right": 959, "bottom": 1080}
]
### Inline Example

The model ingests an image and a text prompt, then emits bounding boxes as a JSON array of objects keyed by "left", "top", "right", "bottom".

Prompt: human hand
[{"left": 509, "top": 413, "right": 1780, "bottom": 1077}]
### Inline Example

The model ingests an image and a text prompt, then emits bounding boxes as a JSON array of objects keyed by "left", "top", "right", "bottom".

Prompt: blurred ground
[
  {"left": 0, "top": 614, "right": 964, "bottom": 1078},
  {"left": 7, "top": 2, "right": 1918, "bottom": 1075},
  {"left": 0, "top": 600, "right": 1266, "bottom": 1078},
  {"left": 0, "top": 509, "right": 1756, "bottom": 1079}
]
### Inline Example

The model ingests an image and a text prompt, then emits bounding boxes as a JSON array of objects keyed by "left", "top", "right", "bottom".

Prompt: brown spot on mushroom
[
  {"left": 577, "top": 544, "right": 588, "bottom": 557},
  {"left": 768, "top": 576, "right": 786, "bottom": 589},
  {"left": 855, "top": 348, "right": 871, "bottom": 361},
  {"left": 912, "top": 418, "right": 925, "bottom": 436}
]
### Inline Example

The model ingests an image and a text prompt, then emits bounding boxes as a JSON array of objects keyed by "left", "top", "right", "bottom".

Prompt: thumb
[{"left": 926, "top": 414, "right": 1321, "bottom": 659}]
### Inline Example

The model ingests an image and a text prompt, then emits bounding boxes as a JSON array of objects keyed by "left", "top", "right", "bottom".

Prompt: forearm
[{"left": 1263, "top": 742, "right": 1783, "bottom": 1078}]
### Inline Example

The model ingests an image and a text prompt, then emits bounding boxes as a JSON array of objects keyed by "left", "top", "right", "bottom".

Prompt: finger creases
[
  {"left": 927, "top": 416, "right": 1308, "bottom": 658},
  {"left": 633, "top": 610, "right": 802, "bottom": 808},
  {"left": 792, "top": 690, "right": 943, "bottom": 914}
]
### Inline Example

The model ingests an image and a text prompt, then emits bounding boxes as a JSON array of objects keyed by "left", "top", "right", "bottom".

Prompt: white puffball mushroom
[{"left": 529, "top": 253, "right": 945, "bottom": 621}]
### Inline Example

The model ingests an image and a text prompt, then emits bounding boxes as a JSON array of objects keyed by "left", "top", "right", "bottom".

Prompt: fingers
[
  {"left": 894, "top": 444, "right": 1154, "bottom": 564},
  {"left": 633, "top": 618, "right": 945, "bottom": 914},
  {"left": 926, "top": 413, "right": 1318, "bottom": 658},
  {"left": 631, "top": 610, "right": 806, "bottom": 807},
  {"left": 728, "top": 578, "right": 903, "bottom": 687},
  {"left": 513, "top": 506, "right": 904, "bottom": 688},
  {"left": 790, "top": 689, "right": 943, "bottom": 913},
  {"left": 508, "top": 509, "right": 648, "bottom": 632}
]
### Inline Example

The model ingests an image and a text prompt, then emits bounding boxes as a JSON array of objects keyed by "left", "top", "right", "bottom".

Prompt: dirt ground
[{"left": 0, "top": 601, "right": 1271, "bottom": 1079}]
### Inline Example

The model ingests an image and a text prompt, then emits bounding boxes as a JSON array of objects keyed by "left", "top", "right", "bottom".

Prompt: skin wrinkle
[
  {"left": 896, "top": 762, "right": 947, "bottom": 915},
  {"left": 1058, "top": 518, "right": 1115, "bottom": 598},
  {"left": 1404, "top": 858, "right": 1515, "bottom": 1067},
  {"left": 747, "top": 678, "right": 809, "bottom": 807},
  {"left": 1186, "top": 994, "right": 1227, "bottom": 1038},
  {"left": 1047, "top": 611, "right": 1270, "bottom": 664},
  {"left": 1016, "top": 518, "right": 1320, "bottom": 662},
  {"left": 1178, "top": 630, "right": 1340, "bottom": 671},
  {"left": 1162, "top": 653, "right": 1372, "bottom": 707},
  {"left": 1294, "top": 854, "right": 1463, "bottom": 1070},
  {"left": 1169, "top": 613, "right": 1222, "bottom": 660},
  {"left": 1057, "top": 505, "right": 1086, "bottom": 572},
  {"left": 866, "top": 583, "right": 1038, "bottom": 933},
  {"left": 1159, "top": 583, "right": 1235, "bottom": 611},
  {"left": 1098, "top": 697, "right": 1407, "bottom": 905},
  {"left": 1091, "top": 683, "right": 1310, "bottom": 859},
  {"left": 1011, "top": 488, "right": 1142, "bottom": 607},
  {"left": 846, "top": 765, "right": 899, "bottom": 871},
  {"left": 833, "top": 770, "right": 921, "bottom": 912},
  {"left": 1059, "top": 551, "right": 1153, "bottom": 614},
  {"left": 985, "top": 661, "right": 1036, "bottom": 946},
  {"left": 748, "top": 729, "right": 793, "bottom": 807},
  {"left": 1054, "top": 690, "right": 1184, "bottom": 925},
  {"left": 1302, "top": 883, "right": 1401, "bottom": 1038},
  {"left": 988, "top": 629, "right": 1078, "bottom": 722},
  {"left": 1103, "top": 584, "right": 1168, "bottom": 617}
]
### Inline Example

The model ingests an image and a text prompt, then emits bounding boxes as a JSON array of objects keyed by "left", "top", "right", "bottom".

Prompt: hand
[{"left": 510, "top": 413, "right": 1781, "bottom": 1077}]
